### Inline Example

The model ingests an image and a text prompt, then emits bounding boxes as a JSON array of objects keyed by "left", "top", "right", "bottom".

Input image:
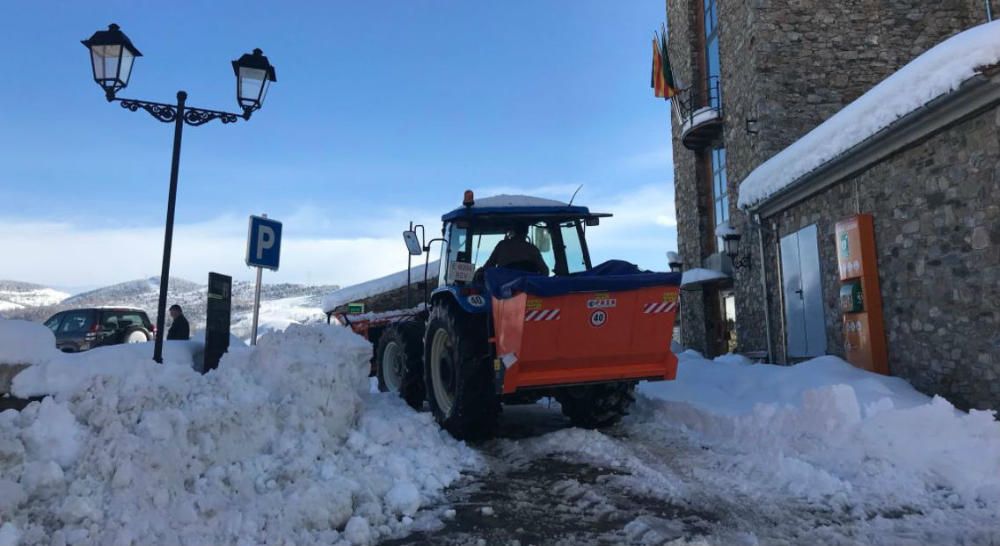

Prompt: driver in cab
[{"left": 483, "top": 223, "right": 550, "bottom": 276}]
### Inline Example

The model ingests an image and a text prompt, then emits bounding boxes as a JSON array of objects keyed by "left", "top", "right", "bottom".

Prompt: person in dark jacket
[
  {"left": 483, "top": 223, "right": 550, "bottom": 275},
  {"left": 167, "top": 304, "right": 190, "bottom": 340}
]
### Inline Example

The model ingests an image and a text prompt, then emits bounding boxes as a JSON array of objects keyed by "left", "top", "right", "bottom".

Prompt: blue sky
[{"left": 0, "top": 1, "right": 675, "bottom": 289}]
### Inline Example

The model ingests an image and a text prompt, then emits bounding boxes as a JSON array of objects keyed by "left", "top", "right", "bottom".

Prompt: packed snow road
[{"left": 390, "top": 354, "right": 1000, "bottom": 546}]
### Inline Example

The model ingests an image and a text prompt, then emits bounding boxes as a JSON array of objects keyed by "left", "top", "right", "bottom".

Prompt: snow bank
[
  {"left": 634, "top": 351, "right": 1000, "bottom": 507},
  {"left": 738, "top": 20, "right": 1000, "bottom": 209},
  {"left": 322, "top": 261, "right": 439, "bottom": 313},
  {"left": 0, "top": 320, "right": 480, "bottom": 546},
  {"left": 0, "top": 320, "right": 57, "bottom": 366},
  {"left": 230, "top": 295, "right": 327, "bottom": 341},
  {"left": 12, "top": 338, "right": 206, "bottom": 398}
]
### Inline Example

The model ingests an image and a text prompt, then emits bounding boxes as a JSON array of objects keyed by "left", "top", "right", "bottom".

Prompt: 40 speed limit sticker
[{"left": 590, "top": 309, "right": 608, "bottom": 327}]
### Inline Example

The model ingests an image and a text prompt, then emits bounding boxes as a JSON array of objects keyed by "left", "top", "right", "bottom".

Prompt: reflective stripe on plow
[
  {"left": 525, "top": 309, "right": 560, "bottom": 321},
  {"left": 644, "top": 302, "right": 678, "bottom": 314}
]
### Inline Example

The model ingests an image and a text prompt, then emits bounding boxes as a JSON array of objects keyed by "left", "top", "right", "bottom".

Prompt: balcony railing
[{"left": 678, "top": 76, "right": 724, "bottom": 150}]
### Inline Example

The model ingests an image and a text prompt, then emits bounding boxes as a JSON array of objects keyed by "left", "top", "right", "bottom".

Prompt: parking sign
[{"left": 246, "top": 215, "right": 282, "bottom": 270}]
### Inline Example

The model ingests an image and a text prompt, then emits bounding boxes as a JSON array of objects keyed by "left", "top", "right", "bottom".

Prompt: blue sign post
[
  {"left": 246, "top": 214, "right": 282, "bottom": 344},
  {"left": 246, "top": 215, "right": 282, "bottom": 270}
]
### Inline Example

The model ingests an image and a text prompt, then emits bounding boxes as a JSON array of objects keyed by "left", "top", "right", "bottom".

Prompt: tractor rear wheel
[
  {"left": 376, "top": 323, "right": 425, "bottom": 410},
  {"left": 556, "top": 382, "right": 636, "bottom": 429},
  {"left": 424, "top": 303, "right": 499, "bottom": 440}
]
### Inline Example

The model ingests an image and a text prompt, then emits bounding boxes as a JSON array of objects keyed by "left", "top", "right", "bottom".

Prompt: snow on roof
[
  {"left": 322, "top": 260, "right": 440, "bottom": 313},
  {"left": 471, "top": 194, "right": 569, "bottom": 208},
  {"left": 680, "top": 267, "right": 729, "bottom": 287},
  {"left": 738, "top": 20, "right": 1000, "bottom": 210}
]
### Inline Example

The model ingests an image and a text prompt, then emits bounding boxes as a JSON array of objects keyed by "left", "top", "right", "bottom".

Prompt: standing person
[{"left": 167, "top": 304, "right": 190, "bottom": 340}]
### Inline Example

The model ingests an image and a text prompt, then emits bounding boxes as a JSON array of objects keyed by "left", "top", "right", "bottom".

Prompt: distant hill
[
  {"left": 0, "top": 281, "right": 70, "bottom": 313},
  {"left": 1, "top": 277, "right": 339, "bottom": 340}
]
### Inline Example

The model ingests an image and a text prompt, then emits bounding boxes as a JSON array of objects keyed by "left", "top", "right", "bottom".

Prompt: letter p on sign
[{"left": 246, "top": 215, "right": 282, "bottom": 270}]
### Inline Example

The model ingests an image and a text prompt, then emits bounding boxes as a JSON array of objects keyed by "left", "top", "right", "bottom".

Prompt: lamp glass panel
[
  {"left": 118, "top": 48, "right": 134, "bottom": 85},
  {"left": 91, "top": 45, "right": 122, "bottom": 86},
  {"left": 238, "top": 67, "right": 267, "bottom": 106}
]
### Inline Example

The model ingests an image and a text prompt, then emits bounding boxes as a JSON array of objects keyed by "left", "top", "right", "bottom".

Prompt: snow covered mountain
[
  {"left": 1, "top": 277, "right": 338, "bottom": 339},
  {"left": 0, "top": 281, "right": 69, "bottom": 313}
]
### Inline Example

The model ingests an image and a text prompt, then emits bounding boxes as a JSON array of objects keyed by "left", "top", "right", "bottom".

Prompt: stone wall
[
  {"left": 667, "top": 0, "right": 713, "bottom": 352},
  {"left": 758, "top": 103, "right": 1000, "bottom": 410}
]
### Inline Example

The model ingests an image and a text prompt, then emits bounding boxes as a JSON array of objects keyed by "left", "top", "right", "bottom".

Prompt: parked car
[{"left": 43, "top": 307, "right": 154, "bottom": 353}]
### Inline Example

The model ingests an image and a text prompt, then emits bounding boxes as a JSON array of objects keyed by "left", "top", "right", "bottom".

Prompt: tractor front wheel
[
  {"left": 424, "top": 303, "right": 499, "bottom": 440},
  {"left": 556, "top": 382, "right": 636, "bottom": 429},
  {"left": 376, "top": 323, "right": 425, "bottom": 410}
]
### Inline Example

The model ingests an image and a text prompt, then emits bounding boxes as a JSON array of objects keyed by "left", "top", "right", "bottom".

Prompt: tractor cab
[{"left": 427, "top": 192, "right": 612, "bottom": 312}]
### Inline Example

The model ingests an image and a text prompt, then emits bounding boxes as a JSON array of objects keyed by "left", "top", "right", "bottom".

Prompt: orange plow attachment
[{"left": 491, "top": 286, "right": 679, "bottom": 394}]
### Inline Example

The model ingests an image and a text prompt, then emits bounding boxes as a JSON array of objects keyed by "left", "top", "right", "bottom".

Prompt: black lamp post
[{"left": 82, "top": 24, "right": 277, "bottom": 363}]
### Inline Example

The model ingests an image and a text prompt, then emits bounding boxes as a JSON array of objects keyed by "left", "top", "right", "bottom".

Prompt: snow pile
[
  {"left": 11, "top": 337, "right": 205, "bottom": 398},
  {"left": 322, "top": 261, "right": 439, "bottom": 313},
  {"left": 0, "top": 320, "right": 58, "bottom": 366},
  {"left": 230, "top": 294, "right": 327, "bottom": 341},
  {"left": 0, "top": 320, "right": 480, "bottom": 546},
  {"left": 738, "top": 20, "right": 1000, "bottom": 209},
  {"left": 634, "top": 351, "right": 1000, "bottom": 507}
]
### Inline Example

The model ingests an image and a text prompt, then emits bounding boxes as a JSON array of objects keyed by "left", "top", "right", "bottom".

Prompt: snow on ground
[
  {"left": 630, "top": 351, "right": 1000, "bottom": 543},
  {"left": 738, "top": 19, "right": 1000, "bottom": 209},
  {"left": 490, "top": 351, "right": 1000, "bottom": 544},
  {"left": 0, "top": 319, "right": 480, "bottom": 546},
  {"left": 322, "top": 261, "right": 440, "bottom": 314},
  {"left": 230, "top": 294, "right": 327, "bottom": 341}
]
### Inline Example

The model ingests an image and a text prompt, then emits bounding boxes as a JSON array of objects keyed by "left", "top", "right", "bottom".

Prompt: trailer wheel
[
  {"left": 424, "top": 303, "right": 499, "bottom": 440},
  {"left": 556, "top": 382, "right": 636, "bottom": 429},
  {"left": 376, "top": 323, "right": 425, "bottom": 410}
]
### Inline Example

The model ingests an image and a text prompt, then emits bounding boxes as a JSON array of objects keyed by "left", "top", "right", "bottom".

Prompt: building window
[
  {"left": 703, "top": 0, "right": 721, "bottom": 109},
  {"left": 711, "top": 146, "right": 728, "bottom": 227}
]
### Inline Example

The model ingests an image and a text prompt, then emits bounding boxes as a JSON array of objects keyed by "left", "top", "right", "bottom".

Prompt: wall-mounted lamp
[
  {"left": 719, "top": 224, "right": 752, "bottom": 269},
  {"left": 667, "top": 251, "right": 683, "bottom": 273}
]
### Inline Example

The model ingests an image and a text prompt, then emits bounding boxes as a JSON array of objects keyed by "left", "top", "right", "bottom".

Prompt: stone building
[{"left": 666, "top": 0, "right": 1000, "bottom": 409}]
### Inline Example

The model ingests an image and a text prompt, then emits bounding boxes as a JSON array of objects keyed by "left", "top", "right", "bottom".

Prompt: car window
[
  {"left": 101, "top": 313, "right": 119, "bottom": 329},
  {"left": 119, "top": 313, "right": 145, "bottom": 329},
  {"left": 59, "top": 311, "right": 94, "bottom": 333},
  {"left": 44, "top": 314, "right": 63, "bottom": 332}
]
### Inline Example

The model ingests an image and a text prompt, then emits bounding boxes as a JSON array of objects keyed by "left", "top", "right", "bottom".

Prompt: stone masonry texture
[{"left": 666, "top": 0, "right": 999, "bottom": 408}]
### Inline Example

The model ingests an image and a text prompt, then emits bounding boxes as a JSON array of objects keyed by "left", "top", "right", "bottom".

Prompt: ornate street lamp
[
  {"left": 82, "top": 24, "right": 277, "bottom": 363},
  {"left": 232, "top": 49, "right": 277, "bottom": 118},
  {"left": 81, "top": 24, "right": 142, "bottom": 101}
]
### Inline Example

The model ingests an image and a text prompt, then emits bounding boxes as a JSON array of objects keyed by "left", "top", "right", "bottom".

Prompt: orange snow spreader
[{"left": 490, "top": 277, "right": 680, "bottom": 394}]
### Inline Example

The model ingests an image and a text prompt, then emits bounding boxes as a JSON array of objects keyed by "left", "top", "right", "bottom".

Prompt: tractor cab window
[
  {"left": 472, "top": 223, "right": 555, "bottom": 276},
  {"left": 440, "top": 223, "right": 468, "bottom": 285},
  {"left": 560, "top": 221, "right": 589, "bottom": 274}
]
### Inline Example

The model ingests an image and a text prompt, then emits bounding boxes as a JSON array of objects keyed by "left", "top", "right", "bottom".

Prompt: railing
[{"left": 677, "top": 76, "right": 724, "bottom": 150}]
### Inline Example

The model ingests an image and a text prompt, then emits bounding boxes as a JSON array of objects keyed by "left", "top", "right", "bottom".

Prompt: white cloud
[
  {"left": 0, "top": 218, "right": 415, "bottom": 289},
  {"left": 0, "top": 183, "right": 677, "bottom": 289}
]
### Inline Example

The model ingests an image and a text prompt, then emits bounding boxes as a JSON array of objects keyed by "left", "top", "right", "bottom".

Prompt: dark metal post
[{"left": 152, "top": 91, "right": 187, "bottom": 363}]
